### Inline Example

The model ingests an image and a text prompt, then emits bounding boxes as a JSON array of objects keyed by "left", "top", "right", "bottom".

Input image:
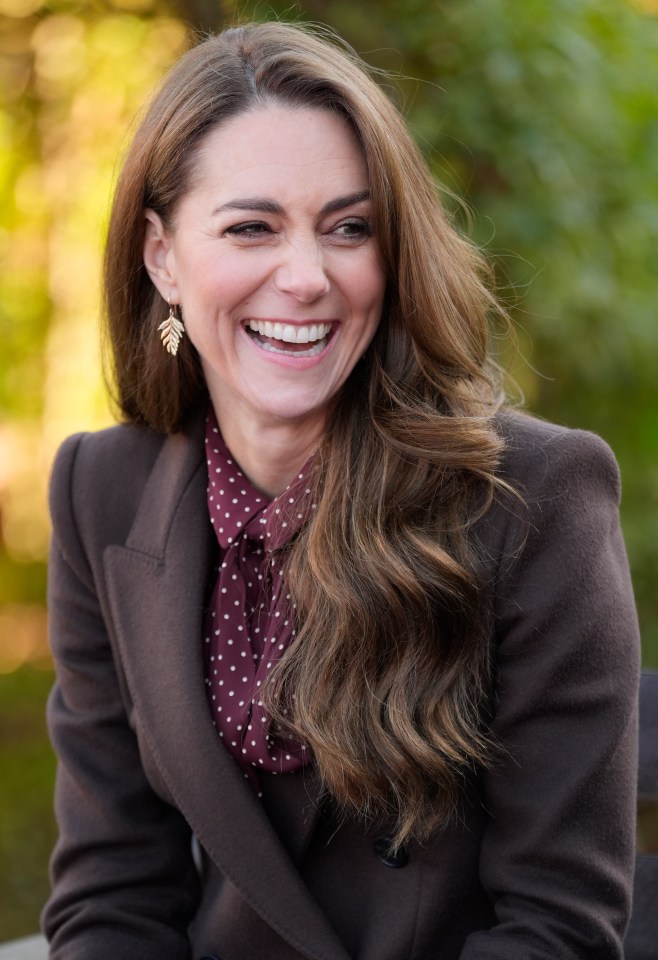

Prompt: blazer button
[{"left": 374, "top": 835, "right": 409, "bottom": 867}]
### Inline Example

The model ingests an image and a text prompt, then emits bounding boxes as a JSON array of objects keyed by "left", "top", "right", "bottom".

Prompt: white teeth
[
  {"left": 247, "top": 319, "right": 331, "bottom": 344},
  {"left": 294, "top": 325, "right": 309, "bottom": 343}
]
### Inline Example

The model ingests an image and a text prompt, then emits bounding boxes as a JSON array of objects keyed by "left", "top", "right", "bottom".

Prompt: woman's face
[{"left": 144, "top": 104, "right": 386, "bottom": 439}]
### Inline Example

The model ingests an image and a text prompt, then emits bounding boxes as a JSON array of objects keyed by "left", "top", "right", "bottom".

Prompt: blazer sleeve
[
  {"left": 460, "top": 424, "right": 640, "bottom": 960},
  {"left": 42, "top": 434, "right": 201, "bottom": 960}
]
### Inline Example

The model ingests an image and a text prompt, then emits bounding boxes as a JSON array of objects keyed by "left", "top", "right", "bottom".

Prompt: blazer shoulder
[
  {"left": 52, "top": 421, "right": 165, "bottom": 486},
  {"left": 49, "top": 422, "right": 168, "bottom": 562},
  {"left": 494, "top": 407, "right": 621, "bottom": 503},
  {"left": 476, "top": 409, "right": 624, "bottom": 575}
]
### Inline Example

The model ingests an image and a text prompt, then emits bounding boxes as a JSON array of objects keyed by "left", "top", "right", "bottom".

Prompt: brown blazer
[{"left": 42, "top": 410, "right": 640, "bottom": 960}]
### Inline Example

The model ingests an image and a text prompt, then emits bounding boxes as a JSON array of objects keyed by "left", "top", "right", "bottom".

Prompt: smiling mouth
[{"left": 244, "top": 319, "right": 334, "bottom": 357}]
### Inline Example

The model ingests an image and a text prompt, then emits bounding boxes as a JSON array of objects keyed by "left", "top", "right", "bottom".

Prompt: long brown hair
[{"left": 104, "top": 21, "right": 507, "bottom": 847}]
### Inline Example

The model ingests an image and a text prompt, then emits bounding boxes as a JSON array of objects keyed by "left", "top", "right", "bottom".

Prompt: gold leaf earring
[{"left": 158, "top": 298, "right": 185, "bottom": 356}]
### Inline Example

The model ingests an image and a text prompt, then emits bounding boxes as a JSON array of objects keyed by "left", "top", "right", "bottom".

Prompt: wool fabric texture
[{"left": 203, "top": 408, "right": 313, "bottom": 775}]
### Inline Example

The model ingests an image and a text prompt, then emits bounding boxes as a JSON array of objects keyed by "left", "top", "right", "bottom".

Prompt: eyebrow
[{"left": 211, "top": 190, "right": 371, "bottom": 217}]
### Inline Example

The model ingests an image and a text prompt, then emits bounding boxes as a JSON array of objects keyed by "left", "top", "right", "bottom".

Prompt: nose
[{"left": 273, "top": 238, "right": 330, "bottom": 303}]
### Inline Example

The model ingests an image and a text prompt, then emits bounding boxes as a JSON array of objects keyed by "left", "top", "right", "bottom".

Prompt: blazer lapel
[{"left": 103, "top": 419, "right": 344, "bottom": 960}]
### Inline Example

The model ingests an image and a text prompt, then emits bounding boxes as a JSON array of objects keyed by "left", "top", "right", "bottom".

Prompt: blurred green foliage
[
  {"left": 0, "top": 668, "right": 56, "bottom": 940},
  {"left": 1, "top": 0, "right": 657, "bottom": 939}
]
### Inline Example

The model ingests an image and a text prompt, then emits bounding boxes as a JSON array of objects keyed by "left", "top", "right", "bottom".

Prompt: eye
[
  {"left": 223, "top": 221, "right": 272, "bottom": 238},
  {"left": 332, "top": 217, "right": 372, "bottom": 241}
]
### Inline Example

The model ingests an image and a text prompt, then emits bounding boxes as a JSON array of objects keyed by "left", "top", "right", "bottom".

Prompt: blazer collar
[{"left": 103, "top": 416, "right": 344, "bottom": 960}]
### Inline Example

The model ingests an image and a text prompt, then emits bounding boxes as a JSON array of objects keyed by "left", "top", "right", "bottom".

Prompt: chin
[{"left": 258, "top": 403, "right": 328, "bottom": 426}]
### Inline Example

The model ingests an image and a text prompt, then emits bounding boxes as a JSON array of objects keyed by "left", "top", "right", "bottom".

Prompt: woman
[{"left": 43, "top": 20, "right": 640, "bottom": 960}]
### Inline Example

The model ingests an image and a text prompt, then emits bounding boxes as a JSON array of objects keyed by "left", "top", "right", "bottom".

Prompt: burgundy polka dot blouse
[{"left": 203, "top": 406, "right": 314, "bottom": 780}]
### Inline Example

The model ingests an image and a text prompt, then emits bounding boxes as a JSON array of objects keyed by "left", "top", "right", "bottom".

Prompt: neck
[{"left": 212, "top": 405, "right": 323, "bottom": 499}]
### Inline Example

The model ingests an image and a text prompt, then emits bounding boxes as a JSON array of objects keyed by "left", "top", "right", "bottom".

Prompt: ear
[{"left": 143, "top": 209, "right": 180, "bottom": 303}]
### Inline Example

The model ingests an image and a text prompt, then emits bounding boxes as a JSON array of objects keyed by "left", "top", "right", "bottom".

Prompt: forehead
[{"left": 186, "top": 104, "right": 369, "bottom": 203}]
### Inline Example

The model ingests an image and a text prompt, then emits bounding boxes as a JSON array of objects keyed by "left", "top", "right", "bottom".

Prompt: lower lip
[{"left": 242, "top": 325, "right": 337, "bottom": 369}]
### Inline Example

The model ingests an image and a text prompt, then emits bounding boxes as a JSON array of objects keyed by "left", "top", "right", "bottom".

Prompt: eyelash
[
  {"left": 223, "top": 217, "right": 372, "bottom": 241},
  {"left": 224, "top": 222, "right": 270, "bottom": 237},
  {"left": 334, "top": 218, "right": 372, "bottom": 239}
]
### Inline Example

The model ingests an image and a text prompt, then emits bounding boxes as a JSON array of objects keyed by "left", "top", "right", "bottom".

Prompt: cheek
[
  {"left": 175, "top": 244, "right": 255, "bottom": 300},
  {"left": 359, "top": 269, "right": 386, "bottom": 322},
  {"left": 354, "top": 252, "right": 385, "bottom": 302},
  {"left": 212, "top": 263, "right": 271, "bottom": 315}
]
